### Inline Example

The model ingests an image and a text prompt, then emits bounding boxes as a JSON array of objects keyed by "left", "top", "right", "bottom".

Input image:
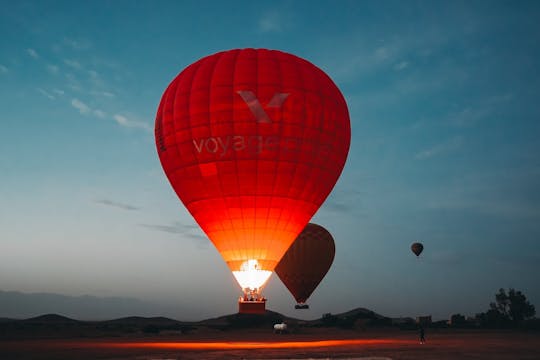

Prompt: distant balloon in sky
[
  {"left": 275, "top": 223, "right": 335, "bottom": 308},
  {"left": 155, "top": 48, "right": 350, "bottom": 301},
  {"left": 411, "top": 242, "right": 424, "bottom": 257}
]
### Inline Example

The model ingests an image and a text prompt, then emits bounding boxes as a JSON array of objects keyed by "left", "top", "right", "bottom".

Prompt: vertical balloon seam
[
  {"left": 167, "top": 67, "right": 185, "bottom": 205},
  {"left": 186, "top": 59, "right": 210, "bottom": 215},
  {"left": 254, "top": 49, "right": 263, "bottom": 267},
  {"left": 277, "top": 225, "right": 293, "bottom": 301},
  {"left": 246, "top": 49, "right": 259, "bottom": 265},
  {"left": 298, "top": 228, "right": 307, "bottom": 300},
  {"left": 207, "top": 51, "right": 226, "bottom": 258},
  {"left": 220, "top": 51, "right": 238, "bottom": 260},
  {"left": 258, "top": 50, "right": 269, "bottom": 258},
  {"left": 263, "top": 49, "right": 281, "bottom": 269},
  {"left": 241, "top": 49, "right": 257, "bottom": 267},
  {"left": 155, "top": 76, "right": 168, "bottom": 154},
  {"left": 282, "top": 54, "right": 304, "bottom": 242},
  {"left": 289, "top": 57, "right": 320, "bottom": 236},
  {"left": 269, "top": 50, "right": 287, "bottom": 264},
  {"left": 275, "top": 49, "right": 294, "bottom": 266},
  {"left": 187, "top": 58, "right": 215, "bottom": 246},
  {"left": 229, "top": 49, "right": 245, "bottom": 267},
  {"left": 232, "top": 49, "right": 244, "bottom": 265},
  {"left": 258, "top": 49, "right": 276, "bottom": 267},
  {"left": 154, "top": 79, "right": 168, "bottom": 154},
  {"left": 314, "top": 228, "right": 334, "bottom": 301},
  {"left": 182, "top": 60, "right": 202, "bottom": 203},
  {"left": 300, "top": 231, "right": 321, "bottom": 302},
  {"left": 274, "top": 51, "right": 294, "bottom": 258},
  {"left": 281, "top": 54, "right": 308, "bottom": 252},
  {"left": 286, "top": 52, "right": 313, "bottom": 260},
  {"left": 262, "top": 49, "right": 277, "bottom": 266},
  {"left": 221, "top": 50, "right": 240, "bottom": 265},
  {"left": 173, "top": 63, "right": 191, "bottom": 200},
  {"left": 235, "top": 49, "right": 250, "bottom": 267},
  {"left": 298, "top": 60, "right": 321, "bottom": 208}
]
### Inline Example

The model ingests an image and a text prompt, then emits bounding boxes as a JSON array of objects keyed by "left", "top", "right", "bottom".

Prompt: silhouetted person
[{"left": 419, "top": 325, "right": 425, "bottom": 344}]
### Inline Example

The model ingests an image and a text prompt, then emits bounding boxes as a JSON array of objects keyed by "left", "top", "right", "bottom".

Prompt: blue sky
[{"left": 1, "top": 0, "right": 539, "bottom": 321}]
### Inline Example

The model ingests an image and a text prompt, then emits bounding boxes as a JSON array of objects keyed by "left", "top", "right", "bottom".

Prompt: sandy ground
[{"left": 1, "top": 328, "right": 539, "bottom": 359}]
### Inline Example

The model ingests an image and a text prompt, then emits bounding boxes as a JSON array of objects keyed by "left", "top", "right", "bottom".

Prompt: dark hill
[
  {"left": 104, "top": 316, "right": 183, "bottom": 326},
  {"left": 308, "top": 307, "right": 392, "bottom": 328},
  {"left": 0, "top": 306, "right": 398, "bottom": 340},
  {"left": 22, "top": 314, "right": 79, "bottom": 323},
  {"left": 333, "top": 307, "right": 387, "bottom": 320},
  {"left": 198, "top": 309, "right": 298, "bottom": 330}
]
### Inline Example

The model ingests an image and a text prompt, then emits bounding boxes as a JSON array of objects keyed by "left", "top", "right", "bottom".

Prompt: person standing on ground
[{"left": 419, "top": 325, "right": 426, "bottom": 344}]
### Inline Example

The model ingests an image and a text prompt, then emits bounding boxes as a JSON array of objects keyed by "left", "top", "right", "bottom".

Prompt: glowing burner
[{"left": 232, "top": 259, "right": 272, "bottom": 295}]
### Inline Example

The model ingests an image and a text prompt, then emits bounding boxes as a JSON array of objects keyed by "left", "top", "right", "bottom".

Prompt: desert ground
[{"left": 1, "top": 327, "right": 539, "bottom": 359}]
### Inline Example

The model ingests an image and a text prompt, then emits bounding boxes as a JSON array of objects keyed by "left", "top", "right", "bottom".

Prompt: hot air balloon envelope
[
  {"left": 155, "top": 49, "right": 350, "bottom": 295},
  {"left": 275, "top": 223, "right": 336, "bottom": 305},
  {"left": 411, "top": 242, "right": 424, "bottom": 257}
]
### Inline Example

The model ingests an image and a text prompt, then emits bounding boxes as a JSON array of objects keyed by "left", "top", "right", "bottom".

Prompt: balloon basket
[
  {"left": 238, "top": 299, "right": 266, "bottom": 314},
  {"left": 295, "top": 304, "right": 309, "bottom": 309}
]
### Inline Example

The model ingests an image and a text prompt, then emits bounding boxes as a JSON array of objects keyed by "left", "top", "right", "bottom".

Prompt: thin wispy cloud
[
  {"left": 26, "top": 48, "right": 39, "bottom": 59},
  {"left": 321, "top": 186, "right": 369, "bottom": 215},
  {"left": 374, "top": 46, "right": 391, "bottom": 62},
  {"left": 0, "top": 64, "right": 8, "bottom": 73},
  {"left": 63, "top": 37, "right": 91, "bottom": 50},
  {"left": 259, "top": 11, "right": 283, "bottom": 32},
  {"left": 449, "top": 107, "right": 491, "bottom": 127},
  {"left": 37, "top": 88, "right": 55, "bottom": 100},
  {"left": 325, "top": 199, "right": 351, "bottom": 213},
  {"left": 114, "top": 114, "right": 152, "bottom": 132},
  {"left": 393, "top": 61, "right": 409, "bottom": 71},
  {"left": 139, "top": 223, "right": 185, "bottom": 234},
  {"left": 139, "top": 223, "right": 207, "bottom": 242},
  {"left": 91, "top": 90, "right": 115, "bottom": 98},
  {"left": 415, "top": 136, "right": 463, "bottom": 160},
  {"left": 93, "top": 109, "right": 106, "bottom": 118},
  {"left": 64, "top": 59, "right": 82, "bottom": 69},
  {"left": 71, "top": 98, "right": 90, "bottom": 114},
  {"left": 444, "top": 94, "right": 511, "bottom": 129},
  {"left": 327, "top": 39, "right": 406, "bottom": 82},
  {"left": 46, "top": 54, "right": 129, "bottom": 130},
  {"left": 47, "top": 64, "right": 59, "bottom": 74},
  {"left": 65, "top": 73, "right": 82, "bottom": 92},
  {"left": 70, "top": 98, "right": 108, "bottom": 119},
  {"left": 52, "top": 89, "right": 65, "bottom": 96},
  {"left": 486, "top": 93, "right": 513, "bottom": 105},
  {"left": 71, "top": 97, "right": 148, "bottom": 131},
  {"left": 95, "top": 199, "right": 139, "bottom": 211},
  {"left": 87, "top": 70, "right": 106, "bottom": 88}
]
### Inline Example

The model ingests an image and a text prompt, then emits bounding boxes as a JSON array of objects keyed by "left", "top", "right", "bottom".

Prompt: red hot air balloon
[
  {"left": 275, "top": 223, "right": 335, "bottom": 309},
  {"left": 155, "top": 49, "right": 350, "bottom": 304}
]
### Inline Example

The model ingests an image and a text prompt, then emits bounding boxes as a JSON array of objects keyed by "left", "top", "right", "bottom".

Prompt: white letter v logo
[{"left": 237, "top": 90, "right": 289, "bottom": 123}]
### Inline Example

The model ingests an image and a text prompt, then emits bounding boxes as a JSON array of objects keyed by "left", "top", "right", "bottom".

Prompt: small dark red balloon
[
  {"left": 275, "top": 223, "right": 335, "bottom": 304},
  {"left": 411, "top": 242, "right": 424, "bottom": 257}
]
